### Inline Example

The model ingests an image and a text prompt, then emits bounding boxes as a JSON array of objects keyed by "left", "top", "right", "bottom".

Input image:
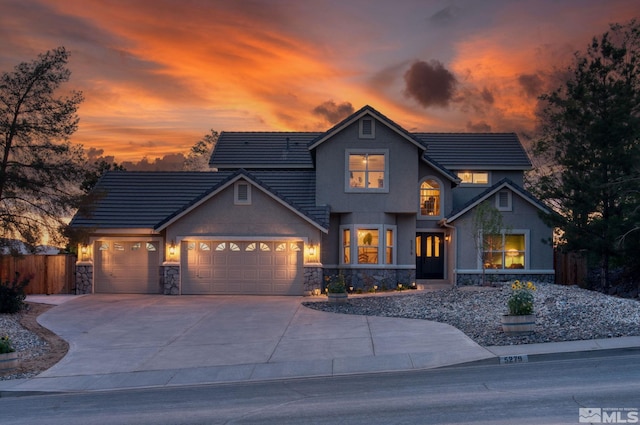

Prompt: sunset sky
[{"left": 1, "top": 0, "right": 638, "bottom": 165}]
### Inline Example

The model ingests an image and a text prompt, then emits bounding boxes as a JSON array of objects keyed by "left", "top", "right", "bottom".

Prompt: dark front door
[{"left": 416, "top": 232, "right": 445, "bottom": 279}]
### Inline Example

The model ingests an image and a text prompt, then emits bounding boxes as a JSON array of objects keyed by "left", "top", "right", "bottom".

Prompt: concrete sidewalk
[{"left": 1, "top": 294, "right": 639, "bottom": 394}]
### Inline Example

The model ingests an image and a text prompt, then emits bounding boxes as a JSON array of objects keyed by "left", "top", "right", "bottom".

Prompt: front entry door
[{"left": 416, "top": 232, "right": 445, "bottom": 279}]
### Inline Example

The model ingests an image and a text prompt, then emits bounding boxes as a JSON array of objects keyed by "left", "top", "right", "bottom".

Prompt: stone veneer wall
[
  {"left": 163, "top": 265, "right": 180, "bottom": 295},
  {"left": 304, "top": 266, "right": 323, "bottom": 294},
  {"left": 75, "top": 264, "right": 93, "bottom": 294},
  {"left": 323, "top": 268, "right": 416, "bottom": 292},
  {"left": 456, "top": 273, "right": 555, "bottom": 286}
]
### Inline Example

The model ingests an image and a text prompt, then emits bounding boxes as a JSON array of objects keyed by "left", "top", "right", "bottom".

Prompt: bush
[
  {"left": 0, "top": 273, "right": 30, "bottom": 314},
  {"left": 0, "top": 336, "right": 14, "bottom": 353}
]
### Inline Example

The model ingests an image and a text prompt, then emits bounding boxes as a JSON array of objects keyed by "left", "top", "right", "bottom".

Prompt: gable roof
[
  {"left": 445, "top": 178, "right": 551, "bottom": 223},
  {"left": 210, "top": 132, "right": 320, "bottom": 169},
  {"left": 308, "top": 105, "right": 426, "bottom": 151},
  {"left": 415, "top": 133, "right": 532, "bottom": 170},
  {"left": 71, "top": 170, "right": 329, "bottom": 232},
  {"left": 155, "top": 169, "right": 329, "bottom": 232}
]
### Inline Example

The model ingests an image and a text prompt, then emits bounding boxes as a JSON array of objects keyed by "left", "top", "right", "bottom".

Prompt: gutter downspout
[{"left": 440, "top": 219, "right": 457, "bottom": 287}]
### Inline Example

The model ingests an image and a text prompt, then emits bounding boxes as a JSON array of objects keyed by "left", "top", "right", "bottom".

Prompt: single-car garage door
[
  {"left": 182, "top": 240, "right": 303, "bottom": 295},
  {"left": 94, "top": 241, "right": 160, "bottom": 293}
]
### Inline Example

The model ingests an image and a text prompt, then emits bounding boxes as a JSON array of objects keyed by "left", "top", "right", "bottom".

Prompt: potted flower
[
  {"left": 325, "top": 274, "right": 348, "bottom": 304},
  {"left": 501, "top": 280, "right": 536, "bottom": 334},
  {"left": 0, "top": 335, "right": 18, "bottom": 371}
]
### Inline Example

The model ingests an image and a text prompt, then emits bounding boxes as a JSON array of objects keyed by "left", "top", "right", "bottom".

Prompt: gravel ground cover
[{"left": 304, "top": 283, "right": 640, "bottom": 346}]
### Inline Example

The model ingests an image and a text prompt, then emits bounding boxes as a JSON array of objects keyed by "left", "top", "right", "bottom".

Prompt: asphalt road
[{"left": 3, "top": 350, "right": 640, "bottom": 425}]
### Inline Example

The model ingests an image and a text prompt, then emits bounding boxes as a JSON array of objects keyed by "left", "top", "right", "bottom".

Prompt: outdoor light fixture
[
  {"left": 445, "top": 235, "right": 451, "bottom": 242},
  {"left": 169, "top": 243, "right": 176, "bottom": 258},
  {"left": 308, "top": 245, "right": 316, "bottom": 256}
]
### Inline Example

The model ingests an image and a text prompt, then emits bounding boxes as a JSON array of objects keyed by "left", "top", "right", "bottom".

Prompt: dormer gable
[{"left": 308, "top": 105, "right": 425, "bottom": 151}]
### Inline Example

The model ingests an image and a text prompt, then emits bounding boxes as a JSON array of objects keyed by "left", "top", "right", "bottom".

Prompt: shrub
[
  {"left": 0, "top": 273, "right": 30, "bottom": 314},
  {"left": 0, "top": 336, "right": 14, "bottom": 353},
  {"left": 324, "top": 274, "right": 347, "bottom": 293}
]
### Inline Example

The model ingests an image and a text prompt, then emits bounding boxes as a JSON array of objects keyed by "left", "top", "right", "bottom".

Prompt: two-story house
[{"left": 70, "top": 105, "right": 554, "bottom": 295}]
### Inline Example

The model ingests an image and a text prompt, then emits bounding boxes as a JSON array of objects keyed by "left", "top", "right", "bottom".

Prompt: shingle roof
[
  {"left": 70, "top": 172, "right": 227, "bottom": 229},
  {"left": 71, "top": 170, "right": 329, "bottom": 230},
  {"left": 415, "top": 133, "right": 532, "bottom": 170},
  {"left": 210, "top": 132, "right": 320, "bottom": 169}
]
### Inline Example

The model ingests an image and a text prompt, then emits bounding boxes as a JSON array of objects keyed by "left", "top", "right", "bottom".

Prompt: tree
[
  {"left": 532, "top": 20, "right": 640, "bottom": 290},
  {"left": 0, "top": 47, "right": 85, "bottom": 250},
  {"left": 471, "top": 200, "right": 506, "bottom": 286},
  {"left": 183, "top": 129, "right": 218, "bottom": 171}
]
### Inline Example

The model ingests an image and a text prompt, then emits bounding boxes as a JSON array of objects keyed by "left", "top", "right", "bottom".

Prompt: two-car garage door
[{"left": 182, "top": 240, "right": 303, "bottom": 295}]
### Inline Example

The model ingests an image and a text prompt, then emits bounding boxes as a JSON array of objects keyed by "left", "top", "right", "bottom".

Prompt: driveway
[{"left": 7, "top": 294, "right": 495, "bottom": 391}]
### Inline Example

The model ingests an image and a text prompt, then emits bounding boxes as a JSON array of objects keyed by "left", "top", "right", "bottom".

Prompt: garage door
[
  {"left": 94, "top": 241, "right": 160, "bottom": 293},
  {"left": 182, "top": 240, "right": 303, "bottom": 295}
]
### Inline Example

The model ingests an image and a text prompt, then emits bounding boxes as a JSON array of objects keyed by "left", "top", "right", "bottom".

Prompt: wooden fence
[
  {"left": 0, "top": 255, "right": 76, "bottom": 295},
  {"left": 554, "top": 250, "right": 587, "bottom": 286}
]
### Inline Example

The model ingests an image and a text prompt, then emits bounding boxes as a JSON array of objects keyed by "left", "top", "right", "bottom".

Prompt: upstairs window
[
  {"left": 346, "top": 150, "right": 388, "bottom": 192},
  {"left": 420, "top": 178, "right": 441, "bottom": 217},
  {"left": 457, "top": 171, "right": 489, "bottom": 185}
]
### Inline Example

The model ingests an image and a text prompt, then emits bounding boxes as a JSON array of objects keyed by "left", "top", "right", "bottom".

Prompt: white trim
[{"left": 345, "top": 149, "right": 389, "bottom": 193}]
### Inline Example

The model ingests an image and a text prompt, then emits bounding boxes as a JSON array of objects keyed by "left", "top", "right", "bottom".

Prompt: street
[{"left": 3, "top": 350, "right": 640, "bottom": 425}]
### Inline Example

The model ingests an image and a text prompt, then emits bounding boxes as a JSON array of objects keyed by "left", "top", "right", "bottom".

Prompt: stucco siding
[
  {"left": 165, "top": 181, "right": 320, "bottom": 241},
  {"left": 315, "top": 120, "right": 420, "bottom": 213}
]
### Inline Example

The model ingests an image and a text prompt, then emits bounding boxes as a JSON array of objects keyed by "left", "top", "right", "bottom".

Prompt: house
[{"left": 70, "top": 105, "right": 554, "bottom": 295}]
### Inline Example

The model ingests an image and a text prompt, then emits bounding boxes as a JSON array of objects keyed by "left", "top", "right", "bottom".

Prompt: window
[
  {"left": 346, "top": 150, "right": 388, "bottom": 191},
  {"left": 457, "top": 171, "right": 489, "bottom": 185},
  {"left": 420, "top": 178, "right": 441, "bottom": 217},
  {"left": 357, "top": 229, "right": 379, "bottom": 264},
  {"left": 482, "top": 233, "right": 526, "bottom": 269},
  {"left": 496, "top": 190, "right": 512, "bottom": 211},
  {"left": 341, "top": 225, "right": 395, "bottom": 265},
  {"left": 343, "top": 229, "right": 351, "bottom": 263},
  {"left": 359, "top": 117, "right": 375, "bottom": 138},
  {"left": 234, "top": 181, "right": 251, "bottom": 205}
]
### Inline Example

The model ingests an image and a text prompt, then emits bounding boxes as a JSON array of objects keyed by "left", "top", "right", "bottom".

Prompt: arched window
[{"left": 420, "top": 179, "right": 441, "bottom": 217}]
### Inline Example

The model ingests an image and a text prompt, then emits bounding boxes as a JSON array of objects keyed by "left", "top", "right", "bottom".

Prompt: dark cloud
[
  {"left": 480, "top": 87, "right": 494, "bottom": 104},
  {"left": 429, "top": 5, "right": 461, "bottom": 26},
  {"left": 466, "top": 121, "right": 492, "bottom": 132},
  {"left": 518, "top": 73, "right": 544, "bottom": 99},
  {"left": 312, "top": 101, "right": 354, "bottom": 124},
  {"left": 404, "top": 60, "right": 457, "bottom": 108}
]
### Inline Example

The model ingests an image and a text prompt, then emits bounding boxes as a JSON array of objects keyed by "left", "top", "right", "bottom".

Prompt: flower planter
[
  {"left": 0, "top": 352, "right": 19, "bottom": 371},
  {"left": 501, "top": 314, "right": 535, "bottom": 334},
  {"left": 327, "top": 292, "right": 348, "bottom": 304}
]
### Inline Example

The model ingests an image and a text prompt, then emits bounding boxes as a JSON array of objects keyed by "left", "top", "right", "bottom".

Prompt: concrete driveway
[{"left": 4, "top": 294, "right": 495, "bottom": 392}]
